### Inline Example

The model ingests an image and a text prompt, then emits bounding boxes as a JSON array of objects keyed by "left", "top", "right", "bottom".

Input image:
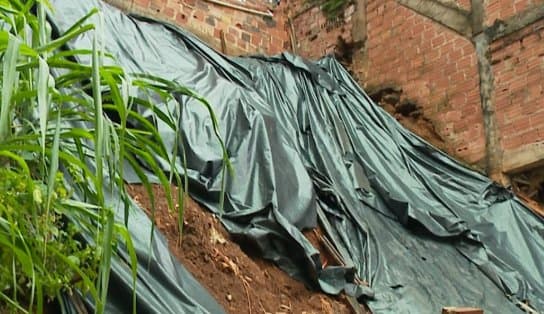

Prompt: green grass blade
[
  {"left": 0, "top": 292, "right": 29, "bottom": 314},
  {"left": 37, "top": 2, "right": 47, "bottom": 50},
  {"left": 0, "top": 31, "right": 39, "bottom": 56},
  {"left": 0, "top": 150, "right": 32, "bottom": 178},
  {"left": 49, "top": 48, "right": 115, "bottom": 61},
  {"left": 115, "top": 225, "right": 138, "bottom": 314},
  {"left": 0, "top": 34, "right": 19, "bottom": 142},
  {"left": 126, "top": 143, "right": 175, "bottom": 214},
  {"left": 124, "top": 153, "right": 157, "bottom": 267},
  {"left": 36, "top": 24, "right": 94, "bottom": 54},
  {"left": 91, "top": 26, "right": 104, "bottom": 206},
  {"left": 37, "top": 57, "right": 49, "bottom": 154},
  {"left": 61, "top": 7, "right": 98, "bottom": 35},
  {"left": 45, "top": 111, "right": 60, "bottom": 218},
  {"left": 97, "top": 210, "right": 114, "bottom": 314}
]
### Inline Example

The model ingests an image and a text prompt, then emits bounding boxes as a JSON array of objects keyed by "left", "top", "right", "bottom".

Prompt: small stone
[
  {"left": 226, "top": 294, "right": 232, "bottom": 301},
  {"left": 210, "top": 226, "right": 227, "bottom": 244}
]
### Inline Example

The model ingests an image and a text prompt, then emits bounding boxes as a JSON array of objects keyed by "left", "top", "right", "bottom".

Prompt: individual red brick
[
  {"left": 213, "top": 27, "right": 221, "bottom": 39},
  {"left": 163, "top": 7, "right": 175, "bottom": 18},
  {"left": 134, "top": 0, "right": 151, "bottom": 7},
  {"left": 530, "top": 111, "right": 544, "bottom": 128}
]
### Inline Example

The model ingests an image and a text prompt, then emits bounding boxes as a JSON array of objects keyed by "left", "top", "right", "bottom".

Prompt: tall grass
[{"left": 0, "top": 1, "right": 228, "bottom": 313}]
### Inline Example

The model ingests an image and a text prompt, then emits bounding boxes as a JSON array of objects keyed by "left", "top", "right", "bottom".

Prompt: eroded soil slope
[{"left": 127, "top": 184, "right": 353, "bottom": 314}]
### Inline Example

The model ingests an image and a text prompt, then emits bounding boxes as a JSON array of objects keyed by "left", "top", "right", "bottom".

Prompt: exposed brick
[
  {"left": 163, "top": 7, "right": 175, "bottom": 18},
  {"left": 117, "top": 0, "right": 544, "bottom": 168},
  {"left": 493, "top": 19, "right": 544, "bottom": 152},
  {"left": 205, "top": 15, "right": 215, "bottom": 26},
  {"left": 123, "top": 0, "right": 289, "bottom": 55},
  {"left": 134, "top": 0, "right": 150, "bottom": 7},
  {"left": 485, "top": 0, "right": 544, "bottom": 26},
  {"left": 241, "top": 32, "right": 251, "bottom": 42},
  {"left": 213, "top": 27, "right": 221, "bottom": 39},
  {"left": 251, "top": 33, "right": 262, "bottom": 45},
  {"left": 351, "top": 0, "right": 486, "bottom": 163}
]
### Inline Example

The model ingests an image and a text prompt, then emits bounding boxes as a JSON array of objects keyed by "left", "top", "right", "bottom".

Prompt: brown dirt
[
  {"left": 127, "top": 184, "right": 354, "bottom": 314},
  {"left": 367, "top": 87, "right": 449, "bottom": 154},
  {"left": 511, "top": 167, "right": 544, "bottom": 211}
]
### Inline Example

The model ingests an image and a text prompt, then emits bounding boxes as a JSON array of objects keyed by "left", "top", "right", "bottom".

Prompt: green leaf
[
  {"left": 97, "top": 210, "right": 114, "bottom": 314},
  {"left": 37, "top": 57, "right": 49, "bottom": 154},
  {"left": 0, "top": 34, "right": 19, "bottom": 141},
  {"left": 36, "top": 24, "right": 94, "bottom": 54},
  {"left": 45, "top": 111, "right": 61, "bottom": 219},
  {"left": 92, "top": 25, "right": 104, "bottom": 207},
  {"left": 0, "top": 31, "right": 38, "bottom": 56},
  {"left": 115, "top": 225, "right": 138, "bottom": 314}
]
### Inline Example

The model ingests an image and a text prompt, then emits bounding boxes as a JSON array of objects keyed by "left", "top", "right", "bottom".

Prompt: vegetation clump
[
  {"left": 0, "top": 1, "right": 227, "bottom": 313},
  {"left": 0, "top": 169, "right": 100, "bottom": 304},
  {"left": 307, "top": 0, "right": 352, "bottom": 19}
]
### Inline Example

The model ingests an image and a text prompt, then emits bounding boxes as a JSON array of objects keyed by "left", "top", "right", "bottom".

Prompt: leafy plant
[
  {"left": 0, "top": 0, "right": 228, "bottom": 313},
  {"left": 307, "top": 0, "right": 351, "bottom": 19},
  {"left": 0, "top": 168, "right": 100, "bottom": 310}
]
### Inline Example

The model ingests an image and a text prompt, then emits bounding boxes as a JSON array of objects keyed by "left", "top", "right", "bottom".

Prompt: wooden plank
[{"left": 442, "top": 307, "right": 483, "bottom": 314}]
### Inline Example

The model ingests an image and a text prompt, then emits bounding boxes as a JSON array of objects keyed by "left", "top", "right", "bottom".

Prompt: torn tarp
[{"left": 50, "top": 0, "right": 544, "bottom": 313}]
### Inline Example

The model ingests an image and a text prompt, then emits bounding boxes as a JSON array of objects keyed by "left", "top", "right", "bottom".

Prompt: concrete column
[{"left": 473, "top": 32, "right": 505, "bottom": 183}]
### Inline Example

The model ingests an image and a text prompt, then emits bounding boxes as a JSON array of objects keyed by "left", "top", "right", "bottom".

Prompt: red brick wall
[
  {"left": 291, "top": 3, "right": 355, "bottom": 59},
  {"left": 114, "top": 0, "right": 544, "bottom": 170},
  {"left": 362, "top": 0, "right": 485, "bottom": 163},
  {"left": 111, "top": 0, "right": 290, "bottom": 55},
  {"left": 292, "top": 0, "right": 544, "bottom": 168},
  {"left": 491, "top": 18, "right": 544, "bottom": 152},
  {"left": 486, "top": 0, "right": 544, "bottom": 26}
]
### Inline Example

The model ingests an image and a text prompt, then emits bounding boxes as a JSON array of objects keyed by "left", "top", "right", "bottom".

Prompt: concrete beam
[
  {"left": 485, "top": 4, "right": 544, "bottom": 42},
  {"left": 351, "top": 0, "right": 367, "bottom": 44},
  {"left": 470, "top": 0, "right": 484, "bottom": 35},
  {"left": 473, "top": 32, "right": 503, "bottom": 182},
  {"left": 397, "top": 0, "right": 472, "bottom": 37},
  {"left": 502, "top": 141, "right": 544, "bottom": 174}
]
